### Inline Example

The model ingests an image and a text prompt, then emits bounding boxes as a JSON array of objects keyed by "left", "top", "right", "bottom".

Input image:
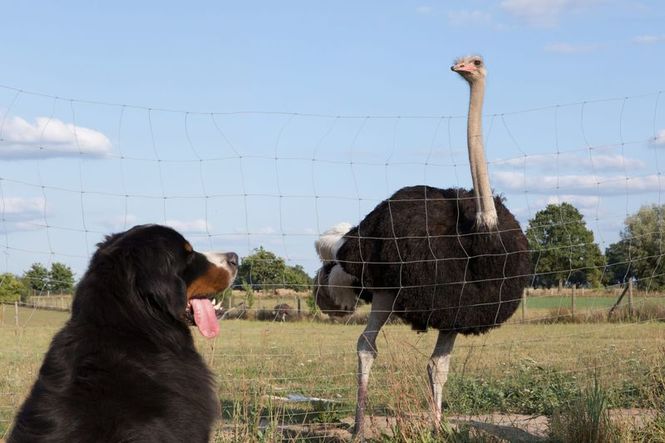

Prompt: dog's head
[{"left": 79, "top": 224, "right": 238, "bottom": 338}]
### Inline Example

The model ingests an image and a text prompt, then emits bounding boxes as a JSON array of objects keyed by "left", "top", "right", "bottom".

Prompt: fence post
[
  {"left": 521, "top": 289, "right": 527, "bottom": 323},
  {"left": 571, "top": 285, "right": 576, "bottom": 320},
  {"left": 14, "top": 301, "right": 19, "bottom": 335},
  {"left": 297, "top": 296, "right": 301, "bottom": 315},
  {"left": 628, "top": 279, "right": 634, "bottom": 318}
]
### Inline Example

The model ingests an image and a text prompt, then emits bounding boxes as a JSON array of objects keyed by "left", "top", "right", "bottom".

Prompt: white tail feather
[{"left": 315, "top": 222, "right": 352, "bottom": 261}]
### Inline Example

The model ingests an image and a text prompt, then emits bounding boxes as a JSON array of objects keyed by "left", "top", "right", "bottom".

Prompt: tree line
[
  {"left": 0, "top": 262, "right": 76, "bottom": 303},
  {"left": 527, "top": 202, "right": 665, "bottom": 290}
]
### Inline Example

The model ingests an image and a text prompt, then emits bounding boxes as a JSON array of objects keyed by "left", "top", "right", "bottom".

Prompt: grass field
[
  {"left": 1, "top": 306, "right": 664, "bottom": 441},
  {"left": 524, "top": 295, "right": 665, "bottom": 310}
]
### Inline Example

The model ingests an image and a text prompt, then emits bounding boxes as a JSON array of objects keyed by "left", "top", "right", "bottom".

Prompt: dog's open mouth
[{"left": 185, "top": 297, "right": 225, "bottom": 338}]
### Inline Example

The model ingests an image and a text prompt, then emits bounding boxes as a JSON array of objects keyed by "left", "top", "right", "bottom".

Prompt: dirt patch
[
  {"left": 215, "top": 409, "right": 657, "bottom": 442},
  {"left": 339, "top": 413, "right": 549, "bottom": 442}
]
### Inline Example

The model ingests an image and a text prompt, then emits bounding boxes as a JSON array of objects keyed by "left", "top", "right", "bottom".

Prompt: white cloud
[
  {"left": 583, "top": 154, "right": 645, "bottom": 170},
  {"left": 416, "top": 5, "right": 433, "bottom": 15},
  {"left": 500, "top": 0, "right": 600, "bottom": 27},
  {"left": 99, "top": 214, "right": 139, "bottom": 232},
  {"left": 165, "top": 219, "right": 212, "bottom": 234},
  {"left": 99, "top": 216, "right": 212, "bottom": 234},
  {"left": 0, "top": 197, "right": 47, "bottom": 232},
  {"left": 544, "top": 42, "right": 601, "bottom": 53},
  {"left": 1, "top": 197, "right": 46, "bottom": 218},
  {"left": 534, "top": 194, "right": 600, "bottom": 211},
  {"left": 493, "top": 171, "right": 664, "bottom": 195},
  {"left": 249, "top": 226, "right": 276, "bottom": 235},
  {"left": 493, "top": 153, "right": 645, "bottom": 171},
  {"left": 653, "top": 129, "right": 665, "bottom": 145},
  {"left": 0, "top": 115, "right": 112, "bottom": 159},
  {"left": 632, "top": 35, "right": 665, "bottom": 45},
  {"left": 447, "top": 9, "right": 493, "bottom": 26}
]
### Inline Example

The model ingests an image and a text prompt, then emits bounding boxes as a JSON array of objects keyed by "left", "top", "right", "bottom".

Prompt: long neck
[{"left": 467, "top": 78, "right": 497, "bottom": 229}]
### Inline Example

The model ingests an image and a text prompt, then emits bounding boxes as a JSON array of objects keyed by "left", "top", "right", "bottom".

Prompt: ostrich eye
[{"left": 473, "top": 59, "right": 482, "bottom": 66}]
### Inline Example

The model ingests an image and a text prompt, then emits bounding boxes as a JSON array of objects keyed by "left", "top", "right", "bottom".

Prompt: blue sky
[{"left": 1, "top": 0, "right": 664, "bottom": 279}]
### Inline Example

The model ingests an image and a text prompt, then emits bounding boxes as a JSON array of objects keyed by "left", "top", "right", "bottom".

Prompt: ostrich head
[{"left": 450, "top": 55, "right": 486, "bottom": 83}]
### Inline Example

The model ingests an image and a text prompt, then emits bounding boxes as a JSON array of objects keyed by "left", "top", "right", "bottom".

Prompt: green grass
[
  {"left": 2, "top": 306, "right": 665, "bottom": 441},
  {"left": 524, "top": 295, "right": 665, "bottom": 310},
  {"left": 549, "top": 377, "right": 627, "bottom": 443}
]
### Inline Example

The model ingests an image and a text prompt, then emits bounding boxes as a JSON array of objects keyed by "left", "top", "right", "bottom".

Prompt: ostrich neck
[{"left": 467, "top": 78, "right": 498, "bottom": 229}]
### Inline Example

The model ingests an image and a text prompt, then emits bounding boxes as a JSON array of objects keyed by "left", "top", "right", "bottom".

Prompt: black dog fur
[{"left": 8, "top": 225, "right": 237, "bottom": 443}]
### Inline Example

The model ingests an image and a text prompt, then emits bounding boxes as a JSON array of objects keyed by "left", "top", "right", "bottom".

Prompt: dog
[{"left": 8, "top": 224, "right": 238, "bottom": 443}]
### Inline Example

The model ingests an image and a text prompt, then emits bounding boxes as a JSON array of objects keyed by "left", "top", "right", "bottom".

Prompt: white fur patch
[
  {"left": 202, "top": 251, "right": 235, "bottom": 276},
  {"left": 315, "top": 222, "right": 352, "bottom": 262}
]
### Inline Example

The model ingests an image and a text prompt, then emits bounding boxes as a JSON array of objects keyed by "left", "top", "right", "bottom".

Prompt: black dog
[{"left": 8, "top": 225, "right": 238, "bottom": 443}]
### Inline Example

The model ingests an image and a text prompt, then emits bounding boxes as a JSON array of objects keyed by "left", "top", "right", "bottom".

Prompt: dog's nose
[{"left": 225, "top": 252, "right": 239, "bottom": 267}]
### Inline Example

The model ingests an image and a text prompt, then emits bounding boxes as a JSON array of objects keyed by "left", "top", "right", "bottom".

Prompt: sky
[{"left": 0, "top": 0, "right": 664, "bottom": 280}]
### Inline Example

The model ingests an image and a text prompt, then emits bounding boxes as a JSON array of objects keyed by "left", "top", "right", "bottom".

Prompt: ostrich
[{"left": 313, "top": 55, "right": 531, "bottom": 435}]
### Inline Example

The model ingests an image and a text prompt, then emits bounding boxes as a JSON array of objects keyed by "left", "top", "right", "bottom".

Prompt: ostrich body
[{"left": 313, "top": 56, "right": 531, "bottom": 435}]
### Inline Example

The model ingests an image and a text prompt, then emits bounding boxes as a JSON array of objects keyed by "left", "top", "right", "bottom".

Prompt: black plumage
[{"left": 334, "top": 185, "right": 531, "bottom": 334}]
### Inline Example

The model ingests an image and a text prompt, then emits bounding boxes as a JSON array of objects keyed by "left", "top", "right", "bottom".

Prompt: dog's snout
[{"left": 225, "top": 252, "right": 239, "bottom": 267}]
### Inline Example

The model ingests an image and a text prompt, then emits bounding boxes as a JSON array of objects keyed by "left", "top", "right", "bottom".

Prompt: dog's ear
[
  {"left": 131, "top": 253, "right": 188, "bottom": 322},
  {"left": 136, "top": 273, "right": 187, "bottom": 322}
]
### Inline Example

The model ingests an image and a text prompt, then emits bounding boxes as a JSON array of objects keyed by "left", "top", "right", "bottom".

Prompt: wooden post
[
  {"left": 558, "top": 279, "right": 563, "bottom": 295},
  {"left": 628, "top": 279, "right": 634, "bottom": 318},
  {"left": 608, "top": 282, "right": 631, "bottom": 318},
  {"left": 297, "top": 296, "right": 301, "bottom": 315},
  {"left": 521, "top": 289, "right": 527, "bottom": 323},
  {"left": 571, "top": 285, "right": 576, "bottom": 320},
  {"left": 14, "top": 301, "right": 19, "bottom": 335}
]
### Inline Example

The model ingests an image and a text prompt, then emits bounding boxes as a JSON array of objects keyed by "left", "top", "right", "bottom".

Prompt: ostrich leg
[
  {"left": 427, "top": 330, "right": 457, "bottom": 430},
  {"left": 354, "top": 292, "right": 394, "bottom": 437}
]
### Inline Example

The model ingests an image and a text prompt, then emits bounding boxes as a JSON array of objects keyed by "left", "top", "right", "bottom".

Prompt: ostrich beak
[{"left": 451, "top": 63, "right": 474, "bottom": 73}]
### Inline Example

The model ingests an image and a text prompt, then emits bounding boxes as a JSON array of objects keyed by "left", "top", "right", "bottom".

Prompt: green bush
[{"left": 0, "top": 273, "right": 27, "bottom": 303}]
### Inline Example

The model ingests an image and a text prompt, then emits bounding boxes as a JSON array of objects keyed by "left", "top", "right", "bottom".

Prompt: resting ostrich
[{"left": 313, "top": 55, "right": 531, "bottom": 435}]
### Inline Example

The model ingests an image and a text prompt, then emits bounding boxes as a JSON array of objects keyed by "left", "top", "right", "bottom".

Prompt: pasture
[{"left": 1, "top": 305, "right": 664, "bottom": 441}]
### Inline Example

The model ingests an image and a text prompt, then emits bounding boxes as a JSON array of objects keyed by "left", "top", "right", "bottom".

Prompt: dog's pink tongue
[{"left": 191, "top": 298, "right": 219, "bottom": 338}]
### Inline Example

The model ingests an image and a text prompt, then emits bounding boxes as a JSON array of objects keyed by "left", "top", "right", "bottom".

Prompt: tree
[
  {"left": 237, "top": 247, "right": 311, "bottom": 292},
  {"left": 616, "top": 204, "right": 665, "bottom": 289},
  {"left": 283, "top": 264, "right": 312, "bottom": 291},
  {"left": 603, "top": 240, "right": 632, "bottom": 286},
  {"left": 48, "top": 262, "right": 75, "bottom": 294},
  {"left": 526, "top": 203, "right": 605, "bottom": 288},
  {"left": 0, "top": 273, "right": 27, "bottom": 303},
  {"left": 23, "top": 263, "right": 49, "bottom": 293},
  {"left": 22, "top": 262, "right": 75, "bottom": 295}
]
